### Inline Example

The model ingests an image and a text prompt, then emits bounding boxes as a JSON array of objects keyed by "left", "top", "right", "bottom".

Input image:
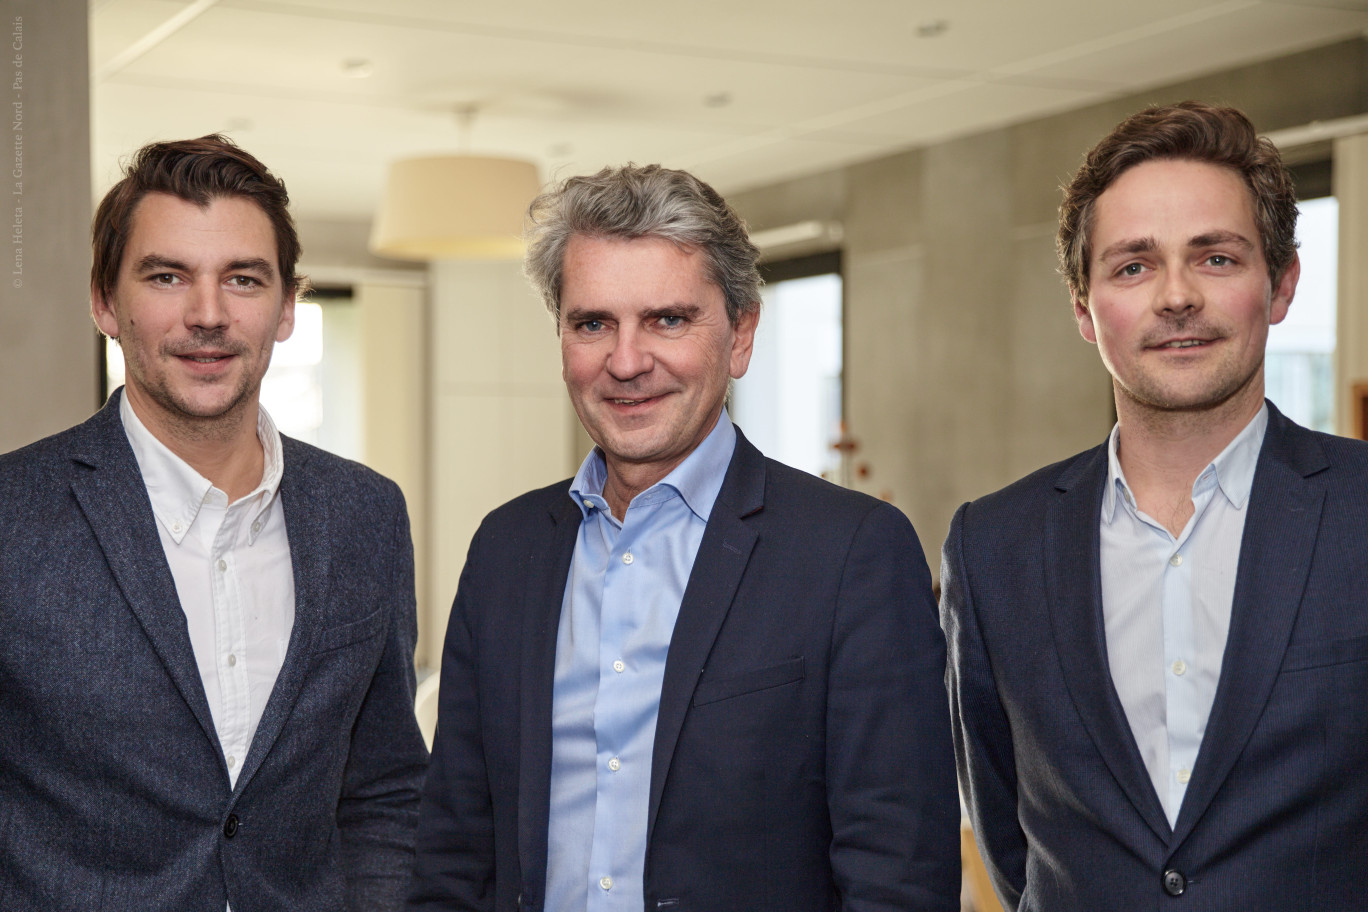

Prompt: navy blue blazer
[
  {"left": 410, "top": 429, "right": 960, "bottom": 912},
  {"left": 942, "top": 403, "right": 1368, "bottom": 910},
  {"left": 0, "top": 391, "right": 428, "bottom": 912}
]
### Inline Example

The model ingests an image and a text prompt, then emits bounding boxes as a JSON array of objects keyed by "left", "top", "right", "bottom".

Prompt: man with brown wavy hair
[
  {"left": 943, "top": 101, "right": 1368, "bottom": 909},
  {"left": 0, "top": 135, "right": 426, "bottom": 911}
]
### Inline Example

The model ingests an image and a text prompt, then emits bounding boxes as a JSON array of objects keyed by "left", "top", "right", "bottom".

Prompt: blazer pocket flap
[
  {"left": 311, "top": 606, "right": 388, "bottom": 655},
  {"left": 693, "top": 657, "right": 804, "bottom": 706},
  {"left": 1282, "top": 633, "right": 1368, "bottom": 672}
]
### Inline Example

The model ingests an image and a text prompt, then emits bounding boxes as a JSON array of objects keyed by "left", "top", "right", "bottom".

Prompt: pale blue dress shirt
[
  {"left": 545, "top": 411, "right": 736, "bottom": 912},
  {"left": 1100, "top": 405, "right": 1267, "bottom": 828}
]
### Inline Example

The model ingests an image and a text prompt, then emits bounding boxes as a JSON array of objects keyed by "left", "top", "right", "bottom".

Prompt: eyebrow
[
  {"left": 561, "top": 303, "right": 704, "bottom": 323},
  {"left": 1098, "top": 230, "right": 1256, "bottom": 264},
  {"left": 1189, "top": 231, "right": 1255, "bottom": 252},
  {"left": 133, "top": 254, "right": 276, "bottom": 279},
  {"left": 1097, "top": 237, "right": 1156, "bottom": 263},
  {"left": 133, "top": 254, "right": 189, "bottom": 274}
]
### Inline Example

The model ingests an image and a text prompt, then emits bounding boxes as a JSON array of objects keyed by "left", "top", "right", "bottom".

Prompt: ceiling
[{"left": 90, "top": 0, "right": 1368, "bottom": 223}]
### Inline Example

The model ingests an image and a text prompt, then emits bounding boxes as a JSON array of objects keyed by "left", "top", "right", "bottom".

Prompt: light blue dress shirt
[
  {"left": 1099, "top": 405, "right": 1267, "bottom": 828},
  {"left": 545, "top": 411, "right": 736, "bottom": 912}
]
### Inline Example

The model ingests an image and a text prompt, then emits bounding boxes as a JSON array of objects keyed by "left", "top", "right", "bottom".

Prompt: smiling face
[
  {"left": 92, "top": 192, "right": 295, "bottom": 443},
  {"left": 1076, "top": 158, "right": 1298, "bottom": 421},
  {"left": 559, "top": 234, "right": 757, "bottom": 495}
]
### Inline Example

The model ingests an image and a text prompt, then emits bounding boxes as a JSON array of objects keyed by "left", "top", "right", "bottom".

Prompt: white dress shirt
[
  {"left": 121, "top": 394, "right": 295, "bottom": 793},
  {"left": 1099, "top": 405, "right": 1266, "bottom": 828}
]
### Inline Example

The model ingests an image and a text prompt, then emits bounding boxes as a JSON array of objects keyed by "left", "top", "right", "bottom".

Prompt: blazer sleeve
[
  {"left": 940, "top": 502, "right": 1027, "bottom": 910},
  {"left": 336, "top": 491, "right": 430, "bottom": 912},
  {"left": 408, "top": 523, "right": 497, "bottom": 911},
  {"left": 826, "top": 502, "right": 961, "bottom": 912}
]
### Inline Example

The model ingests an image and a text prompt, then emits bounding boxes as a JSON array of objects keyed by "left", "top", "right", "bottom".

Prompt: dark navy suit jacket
[
  {"left": 410, "top": 429, "right": 960, "bottom": 912},
  {"left": 942, "top": 403, "right": 1368, "bottom": 910},
  {"left": 0, "top": 391, "right": 429, "bottom": 911}
]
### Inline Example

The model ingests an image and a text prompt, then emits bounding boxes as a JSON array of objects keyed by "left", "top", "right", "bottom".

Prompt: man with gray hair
[{"left": 410, "top": 164, "right": 960, "bottom": 912}]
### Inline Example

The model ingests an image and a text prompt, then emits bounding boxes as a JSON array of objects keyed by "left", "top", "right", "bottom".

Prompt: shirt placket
[
  {"left": 211, "top": 496, "right": 252, "bottom": 788},
  {"left": 1163, "top": 471, "right": 1217, "bottom": 819}
]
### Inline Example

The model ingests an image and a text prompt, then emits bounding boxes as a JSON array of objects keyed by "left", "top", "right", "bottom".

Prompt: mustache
[
  {"left": 162, "top": 330, "right": 249, "bottom": 357},
  {"left": 1139, "top": 316, "right": 1227, "bottom": 347}
]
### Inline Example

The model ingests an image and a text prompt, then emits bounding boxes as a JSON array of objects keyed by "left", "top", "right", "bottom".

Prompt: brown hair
[
  {"left": 1057, "top": 101, "right": 1297, "bottom": 305},
  {"left": 92, "top": 134, "right": 304, "bottom": 300},
  {"left": 524, "top": 163, "right": 762, "bottom": 325}
]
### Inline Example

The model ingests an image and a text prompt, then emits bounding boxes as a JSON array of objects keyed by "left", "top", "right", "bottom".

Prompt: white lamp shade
[{"left": 370, "top": 155, "right": 542, "bottom": 260}]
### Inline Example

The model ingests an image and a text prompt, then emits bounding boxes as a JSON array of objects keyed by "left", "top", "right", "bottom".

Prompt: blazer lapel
[
  {"left": 517, "top": 493, "right": 582, "bottom": 889},
  {"left": 1044, "top": 445, "right": 1172, "bottom": 844},
  {"left": 1171, "top": 407, "right": 1326, "bottom": 843},
  {"left": 231, "top": 438, "right": 330, "bottom": 796},
  {"left": 646, "top": 432, "right": 763, "bottom": 846},
  {"left": 68, "top": 396, "right": 220, "bottom": 753}
]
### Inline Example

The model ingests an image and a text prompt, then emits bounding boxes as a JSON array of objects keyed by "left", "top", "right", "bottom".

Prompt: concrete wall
[
  {"left": 0, "top": 0, "right": 95, "bottom": 452},
  {"left": 730, "top": 36, "right": 1368, "bottom": 572}
]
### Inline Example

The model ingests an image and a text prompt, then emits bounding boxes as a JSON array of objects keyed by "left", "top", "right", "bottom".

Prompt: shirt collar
[
  {"left": 1102, "top": 403, "right": 1268, "bottom": 523},
  {"left": 568, "top": 409, "right": 738, "bottom": 523},
  {"left": 120, "top": 389, "right": 286, "bottom": 545}
]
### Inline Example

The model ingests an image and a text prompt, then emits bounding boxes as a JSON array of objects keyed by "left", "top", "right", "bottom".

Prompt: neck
[
  {"left": 1112, "top": 381, "right": 1263, "bottom": 535},
  {"left": 125, "top": 387, "right": 266, "bottom": 502},
  {"left": 602, "top": 462, "right": 671, "bottom": 521}
]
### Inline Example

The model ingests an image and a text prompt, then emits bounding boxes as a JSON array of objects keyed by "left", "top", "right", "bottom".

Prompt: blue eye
[
  {"left": 580, "top": 320, "right": 603, "bottom": 332},
  {"left": 659, "top": 315, "right": 685, "bottom": 328}
]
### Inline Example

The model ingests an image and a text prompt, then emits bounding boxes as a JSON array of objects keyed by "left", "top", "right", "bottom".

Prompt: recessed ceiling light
[
  {"left": 703, "top": 92, "right": 732, "bottom": 108},
  {"left": 915, "top": 19, "right": 949, "bottom": 38},
  {"left": 342, "top": 58, "right": 374, "bottom": 79}
]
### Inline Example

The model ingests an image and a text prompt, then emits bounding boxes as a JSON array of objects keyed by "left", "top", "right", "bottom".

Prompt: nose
[
  {"left": 1156, "top": 265, "right": 1203, "bottom": 316},
  {"left": 184, "top": 278, "right": 230, "bottom": 331},
  {"left": 606, "top": 325, "right": 653, "bottom": 381}
]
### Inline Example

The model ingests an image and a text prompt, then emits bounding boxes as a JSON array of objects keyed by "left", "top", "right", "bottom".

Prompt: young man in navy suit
[
  {"left": 0, "top": 136, "right": 427, "bottom": 911},
  {"left": 943, "top": 102, "right": 1368, "bottom": 910},
  {"left": 411, "top": 165, "right": 960, "bottom": 912}
]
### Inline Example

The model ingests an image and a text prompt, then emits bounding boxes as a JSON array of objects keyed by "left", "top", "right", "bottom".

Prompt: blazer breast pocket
[
  {"left": 310, "top": 605, "right": 388, "bottom": 656},
  {"left": 692, "top": 657, "right": 805, "bottom": 706},
  {"left": 1282, "top": 633, "right": 1368, "bottom": 672}
]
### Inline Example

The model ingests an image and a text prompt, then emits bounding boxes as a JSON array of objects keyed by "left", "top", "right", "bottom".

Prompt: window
[
  {"left": 1266, "top": 194, "right": 1337, "bottom": 432},
  {"left": 731, "top": 253, "right": 843, "bottom": 480}
]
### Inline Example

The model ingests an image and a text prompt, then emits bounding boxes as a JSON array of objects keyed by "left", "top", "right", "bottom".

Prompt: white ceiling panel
[{"left": 88, "top": 0, "right": 1368, "bottom": 221}]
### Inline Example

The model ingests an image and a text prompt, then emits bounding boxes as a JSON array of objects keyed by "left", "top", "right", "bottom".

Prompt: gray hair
[{"left": 524, "top": 164, "right": 762, "bottom": 325}]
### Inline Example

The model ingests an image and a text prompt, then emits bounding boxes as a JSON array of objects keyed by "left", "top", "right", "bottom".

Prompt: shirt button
[
  {"left": 608, "top": 757, "right": 621, "bottom": 771},
  {"left": 613, "top": 660, "right": 625, "bottom": 673},
  {"left": 172, "top": 521, "right": 183, "bottom": 534},
  {"left": 227, "top": 654, "right": 237, "bottom": 667},
  {"left": 1171, "top": 659, "right": 1186, "bottom": 676},
  {"left": 226, "top": 754, "right": 236, "bottom": 769},
  {"left": 583, "top": 499, "right": 594, "bottom": 509},
  {"left": 599, "top": 876, "right": 613, "bottom": 891},
  {"left": 1169, "top": 554, "right": 1183, "bottom": 567},
  {"left": 251, "top": 520, "right": 262, "bottom": 534},
  {"left": 217, "top": 558, "right": 228, "bottom": 572},
  {"left": 622, "top": 551, "right": 634, "bottom": 565},
  {"left": 1177, "top": 767, "right": 1191, "bottom": 784}
]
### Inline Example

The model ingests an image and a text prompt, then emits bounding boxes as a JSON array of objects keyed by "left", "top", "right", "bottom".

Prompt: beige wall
[
  {"left": 1336, "top": 132, "right": 1368, "bottom": 438},
  {"left": 0, "top": 0, "right": 96, "bottom": 452},
  {"left": 730, "top": 36, "right": 1368, "bottom": 572},
  {"left": 426, "top": 259, "right": 574, "bottom": 670}
]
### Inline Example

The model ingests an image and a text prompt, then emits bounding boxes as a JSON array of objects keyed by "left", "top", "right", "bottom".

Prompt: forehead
[
  {"left": 123, "top": 192, "right": 278, "bottom": 267},
  {"left": 1090, "top": 159, "right": 1258, "bottom": 253},
  {"left": 560, "top": 234, "right": 722, "bottom": 314}
]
